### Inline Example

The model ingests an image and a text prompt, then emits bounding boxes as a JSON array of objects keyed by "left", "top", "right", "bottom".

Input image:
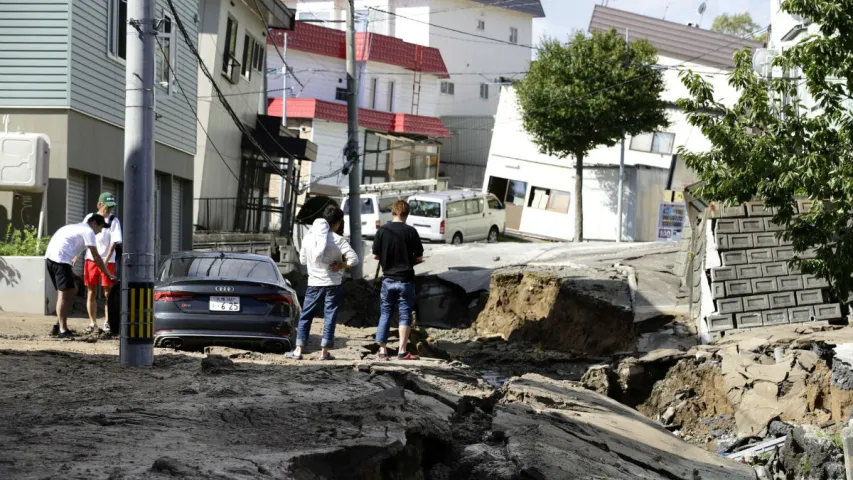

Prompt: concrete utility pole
[
  {"left": 278, "top": 34, "right": 293, "bottom": 239},
  {"left": 121, "top": 0, "right": 156, "bottom": 366},
  {"left": 346, "top": 0, "right": 364, "bottom": 279},
  {"left": 616, "top": 28, "right": 628, "bottom": 244}
]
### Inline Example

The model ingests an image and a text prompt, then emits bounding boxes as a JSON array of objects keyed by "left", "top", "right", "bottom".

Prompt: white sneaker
[{"left": 103, "top": 322, "right": 111, "bottom": 333}]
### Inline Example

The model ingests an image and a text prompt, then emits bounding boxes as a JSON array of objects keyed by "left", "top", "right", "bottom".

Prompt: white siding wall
[
  {"left": 268, "top": 51, "right": 346, "bottom": 102},
  {"left": 269, "top": 49, "right": 441, "bottom": 117},
  {"left": 284, "top": 0, "right": 537, "bottom": 118},
  {"left": 308, "top": 121, "right": 366, "bottom": 190},
  {"left": 488, "top": 58, "right": 738, "bottom": 173},
  {"left": 482, "top": 53, "right": 738, "bottom": 242},
  {"left": 428, "top": 0, "right": 534, "bottom": 117}
]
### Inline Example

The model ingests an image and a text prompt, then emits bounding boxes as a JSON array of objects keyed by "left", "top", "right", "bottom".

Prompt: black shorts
[{"left": 46, "top": 259, "right": 76, "bottom": 291}]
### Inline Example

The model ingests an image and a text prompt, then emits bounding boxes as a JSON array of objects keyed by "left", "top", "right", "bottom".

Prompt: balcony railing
[{"left": 195, "top": 197, "right": 283, "bottom": 234}]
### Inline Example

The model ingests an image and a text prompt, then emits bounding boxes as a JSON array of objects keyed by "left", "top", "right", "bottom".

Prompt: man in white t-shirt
[
  {"left": 44, "top": 214, "right": 117, "bottom": 337},
  {"left": 78, "top": 192, "right": 123, "bottom": 333}
]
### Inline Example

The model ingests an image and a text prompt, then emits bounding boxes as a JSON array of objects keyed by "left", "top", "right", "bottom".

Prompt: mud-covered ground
[{"left": 0, "top": 313, "right": 754, "bottom": 480}]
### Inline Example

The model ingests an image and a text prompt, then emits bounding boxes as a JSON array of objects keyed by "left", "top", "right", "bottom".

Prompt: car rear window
[
  {"left": 165, "top": 256, "right": 280, "bottom": 282},
  {"left": 409, "top": 200, "right": 441, "bottom": 218},
  {"left": 343, "top": 198, "right": 375, "bottom": 214}
]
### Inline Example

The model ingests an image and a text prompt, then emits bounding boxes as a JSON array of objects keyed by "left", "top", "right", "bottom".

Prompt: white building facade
[
  {"left": 281, "top": 0, "right": 544, "bottom": 188},
  {"left": 482, "top": 6, "right": 762, "bottom": 242},
  {"left": 266, "top": 22, "right": 451, "bottom": 197}
]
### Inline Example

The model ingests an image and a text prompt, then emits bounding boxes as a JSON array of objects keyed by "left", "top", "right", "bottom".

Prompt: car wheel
[
  {"left": 487, "top": 226, "right": 500, "bottom": 243},
  {"left": 452, "top": 233, "right": 463, "bottom": 245}
]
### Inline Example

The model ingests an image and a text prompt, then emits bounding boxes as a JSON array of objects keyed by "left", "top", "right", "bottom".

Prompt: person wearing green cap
[{"left": 72, "top": 192, "right": 122, "bottom": 334}]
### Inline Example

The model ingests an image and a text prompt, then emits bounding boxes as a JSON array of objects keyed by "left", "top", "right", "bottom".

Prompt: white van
[
  {"left": 406, "top": 190, "right": 506, "bottom": 245},
  {"left": 342, "top": 193, "right": 408, "bottom": 239}
]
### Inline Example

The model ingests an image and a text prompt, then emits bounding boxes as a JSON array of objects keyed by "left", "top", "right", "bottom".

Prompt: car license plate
[{"left": 210, "top": 296, "right": 240, "bottom": 312}]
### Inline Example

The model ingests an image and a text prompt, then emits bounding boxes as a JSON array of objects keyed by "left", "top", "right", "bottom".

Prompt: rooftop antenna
[
  {"left": 697, "top": 2, "right": 707, "bottom": 27},
  {"left": 663, "top": 0, "right": 671, "bottom": 20}
]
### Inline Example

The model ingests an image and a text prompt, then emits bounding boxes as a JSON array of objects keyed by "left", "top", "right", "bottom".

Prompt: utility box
[{"left": 0, "top": 132, "right": 50, "bottom": 193}]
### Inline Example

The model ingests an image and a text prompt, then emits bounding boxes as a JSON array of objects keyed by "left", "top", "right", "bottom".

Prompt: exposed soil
[
  {"left": 0, "top": 313, "right": 754, "bottom": 480},
  {"left": 472, "top": 267, "right": 636, "bottom": 356},
  {"left": 639, "top": 358, "right": 736, "bottom": 450}
]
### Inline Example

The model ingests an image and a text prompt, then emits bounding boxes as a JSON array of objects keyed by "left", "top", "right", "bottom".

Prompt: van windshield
[
  {"left": 343, "top": 198, "right": 375, "bottom": 215},
  {"left": 409, "top": 200, "right": 441, "bottom": 218}
]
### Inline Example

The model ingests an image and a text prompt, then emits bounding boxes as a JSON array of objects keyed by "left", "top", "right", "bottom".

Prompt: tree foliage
[
  {"left": 515, "top": 30, "right": 669, "bottom": 241},
  {"left": 678, "top": 0, "right": 853, "bottom": 299},
  {"left": 710, "top": 12, "right": 765, "bottom": 41}
]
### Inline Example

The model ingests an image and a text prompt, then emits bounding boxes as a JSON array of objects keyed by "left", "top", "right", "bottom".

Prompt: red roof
[
  {"left": 268, "top": 98, "right": 451, "bottom": 138},
  {"left": 268, "top": 22, "right": 450, "bottom": 79}
]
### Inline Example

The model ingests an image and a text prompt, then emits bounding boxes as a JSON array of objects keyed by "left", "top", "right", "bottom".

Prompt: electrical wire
[
  {"left": 154, "top": 36, "right": 240, "bottom": 183},
  {"left": 166, "top": 0, "right": 301, "bottom": 190},
  {"left": 252, "top": 0, "right": 305, "bottom": 91}
]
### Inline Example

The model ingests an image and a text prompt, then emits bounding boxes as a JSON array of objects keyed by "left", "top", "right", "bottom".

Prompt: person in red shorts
[{"left": 74, "top": 193, "right": 122, "bottom": 334}]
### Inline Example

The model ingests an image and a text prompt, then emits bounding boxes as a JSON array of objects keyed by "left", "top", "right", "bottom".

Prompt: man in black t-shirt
[{"left": 372, "top": 200, "right": 424, "bottom": 361}]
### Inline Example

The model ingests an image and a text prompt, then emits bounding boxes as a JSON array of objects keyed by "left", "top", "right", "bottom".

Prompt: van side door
[
  {"left": 445, "top": 200, "right": 466, "bottom": 241},
  {"left": 464, "top": 198, "right": 487, "bottom": 241}
]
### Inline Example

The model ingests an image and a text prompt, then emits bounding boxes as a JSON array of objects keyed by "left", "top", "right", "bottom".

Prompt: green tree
[
  {"left": 515, "top": 31, "right": 668, "bottom": 241},
  {"left": 678, "top": 0, "right": 853, "bottom": 298},
  {"left": 710, "top": 12, "right": 765, "bottom": 41}
]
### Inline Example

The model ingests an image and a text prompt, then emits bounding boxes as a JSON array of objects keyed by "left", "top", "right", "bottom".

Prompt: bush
[{"left": 0, "top": 225, "right": 50, "bottom": 257}]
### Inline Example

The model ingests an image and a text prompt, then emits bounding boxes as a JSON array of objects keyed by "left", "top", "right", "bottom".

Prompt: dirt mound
[{"left": 471, "top": 267, "right": 635, "bottom": 356}]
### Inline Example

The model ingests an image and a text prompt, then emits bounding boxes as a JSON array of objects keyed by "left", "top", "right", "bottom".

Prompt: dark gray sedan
[{"left": 154, "top": 252, "right": 300, "bottom": 353}]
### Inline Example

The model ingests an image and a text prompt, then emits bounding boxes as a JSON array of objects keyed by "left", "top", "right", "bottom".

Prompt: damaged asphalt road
[
  {"left": 0, "top": 298, "right": 755, "bottom": 480},
  {"left": 0, "top": 347, "right": 754, "bottom": 480}
]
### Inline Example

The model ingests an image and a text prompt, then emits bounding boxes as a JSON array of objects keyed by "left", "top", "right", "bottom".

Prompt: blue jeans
[
  {"left": 296, "top": 285, "right": 343, "bottom": 348},
  {"left": 376, "top": 279, "right": 416, "bottom": 344}
]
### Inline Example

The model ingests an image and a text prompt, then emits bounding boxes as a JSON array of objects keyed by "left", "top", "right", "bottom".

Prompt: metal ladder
[{"left": 411, "top": 45, "right": 424, "bottom": 115}]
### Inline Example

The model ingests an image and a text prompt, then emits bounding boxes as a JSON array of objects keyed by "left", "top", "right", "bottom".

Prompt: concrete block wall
[{"left": 704, "top": 201, "right": 843, "bottom": 335}]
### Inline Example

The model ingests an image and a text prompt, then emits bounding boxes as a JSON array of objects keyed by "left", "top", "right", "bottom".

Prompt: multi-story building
[
  {"left": 266, "top": 21, "right": 452, "bottom": 197},
  {"left": 192, "top": 0, "right": 315, "bottom": 235},
  {"left": 0, "top": 0, "right": 198, "bottom": 255},
  {"left": 482, "top": 6, "right": 762, "bottom": 242},
  {"left": 281, "top": 0, "right": 545, "bottom": 188},
  {"left": 767, "top": 0, "right": 824, "bottom": 113}
]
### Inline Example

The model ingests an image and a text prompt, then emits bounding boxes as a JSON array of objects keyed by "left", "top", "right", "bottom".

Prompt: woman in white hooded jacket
[{"left": 286, "top": 205, "right": 359, "bottom": 360}]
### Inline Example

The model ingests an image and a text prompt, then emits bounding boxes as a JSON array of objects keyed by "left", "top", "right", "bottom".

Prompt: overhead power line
[
  {"left": 166, "top": 0, "right": 299, "bottom": 189},
  {"left": 154, "top": 37, "right": 239, "bottom": 183},
  {"left": 252, "top": 0, "right": 305, "bottom": 91}
]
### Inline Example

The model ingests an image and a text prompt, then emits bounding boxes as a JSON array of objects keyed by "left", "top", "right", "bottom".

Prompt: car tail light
[
  {"left": 254, "top": 294, "right": 294, "bottom": 305},
  {"left": 375, "top": 220, "right": 381, "bottom": 230},
  {"left": 154, "top": 291, "right": 194, "bottom": 302},
  {"left": 440, "top": 220, "right": 445, "bottom": 235}
]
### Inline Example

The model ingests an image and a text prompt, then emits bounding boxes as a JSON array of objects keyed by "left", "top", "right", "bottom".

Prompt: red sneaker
[{"left": 396, "top": 353, "right": 420, "bottom": 361}]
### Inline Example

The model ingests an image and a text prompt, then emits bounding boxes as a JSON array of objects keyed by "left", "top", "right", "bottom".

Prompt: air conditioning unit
[{"left": 0, "top": 132, "right": 50, "bottom": 193}]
